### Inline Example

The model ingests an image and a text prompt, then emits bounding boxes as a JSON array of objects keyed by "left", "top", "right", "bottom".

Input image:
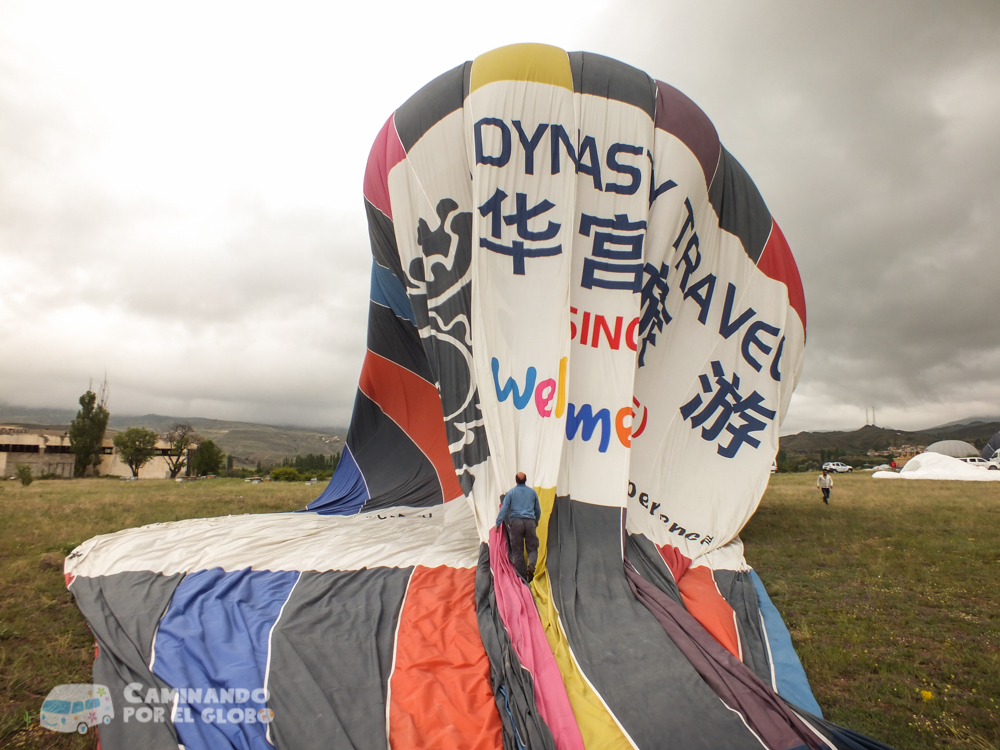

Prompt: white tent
[{"left": 924, "top": 439, "right": 979, "bottom": 458}]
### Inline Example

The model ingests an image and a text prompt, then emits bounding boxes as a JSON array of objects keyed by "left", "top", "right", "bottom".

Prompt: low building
[
  {"left": 1, "top": 425, "right": 181, "bottom": 479},
  {"left": 0, "top": 426, "right": 80, "bottom": 478}
]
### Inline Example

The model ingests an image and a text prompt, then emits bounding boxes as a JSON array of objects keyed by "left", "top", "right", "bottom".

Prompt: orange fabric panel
[
  {"left": 676, "top": 565, "right": 741, "bottom": 659},
  {"left": 389, "top": 566, "right": 502, "bottom": 750},
  {"left": 359, "top": 351, "right": 465, "bottom": 502}
]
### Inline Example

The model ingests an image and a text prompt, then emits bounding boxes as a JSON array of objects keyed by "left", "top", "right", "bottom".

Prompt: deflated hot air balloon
[{"left": 64, "top": 44, "right": 895, "bottom": 750}]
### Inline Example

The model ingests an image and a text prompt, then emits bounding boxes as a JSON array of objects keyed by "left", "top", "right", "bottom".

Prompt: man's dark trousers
[{"left": 506, "top": 518, "right": 539, "bottom": 581}]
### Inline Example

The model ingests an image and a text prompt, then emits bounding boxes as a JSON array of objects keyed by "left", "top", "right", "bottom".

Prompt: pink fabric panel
[
  {"left": 489, "top": 526, "right": 584, "bottom": 750},
  {"left": 362, "top": 112, "right": 406, "bottom": 220}
]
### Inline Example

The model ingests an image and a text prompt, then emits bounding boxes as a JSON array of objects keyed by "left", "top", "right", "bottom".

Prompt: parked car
[
  {"left": 960, "top": 456, "right": 1000, "bottom": 471},
  {"left": 959, "top": 457, "right": 991, "bottom": 468},
  {"left": 822, "top": 461, "right": 853, "bottom": 473}
]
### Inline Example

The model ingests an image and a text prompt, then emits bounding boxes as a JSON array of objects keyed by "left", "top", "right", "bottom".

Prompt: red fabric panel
[
  {"left": 756, "top": 219, "right": 807, "bottom": 334},
  {"left": 389, "top": 566, "right": 502, "bottom": 750},
  {"left": 653, "top": 80, "right": 720, "bottom": 189},
  {"left": 657, "top": 543, "right": 692, "bottom": 582},
  {"left": 363, "top": 112, "right": 406, "bottom": 220},
  {"left": 359, "top": 351, "right": 465, "bottom": 502},
  {"left": 676, "top": 567, "right": 741, "bottom": 659},
  {"left": 657, "top": 544, "right": 740, "bottom": 659}
]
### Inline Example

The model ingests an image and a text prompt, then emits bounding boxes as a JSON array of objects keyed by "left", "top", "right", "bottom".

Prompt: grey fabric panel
[
  {"left": 625, "top": 566, "right": 828, "bottom": 750},
  {"left": 348, "top": 391, "right": 444, "bottom": 510},
  {"left": 546, "top": 497, "right": 763, "bottom": 750},
  {"left": 367, "top": 300, "right": 436, "bottom": 385},
  {"left": 393, "top": 62, "right": 471, "bottom": 152},
  {"left": 568, "top": 51, "right": 657, "bottom": 119},
  {"left": 624, "top": 532, "right": 684, "bottom": 607},
  {"left": 70, "top": 572, "right": 183, "bottom": 750},
  {"left": 707, "top": 147, "right": 772, "bottom": 264},
  {"left": 792, "top": 707, "right": 898, "bottom": 750},
  {"left": 714, "top": 568, "right": 773, "bottom": 686},
  {"left": 366, "top": 200, "right": 404, "bottom": 284},
  {"left": 474, "top": 543, "right": 557, "bottom": 750},
  {"left": 267, "top": 568, "right": 411, "bottom": 750}
]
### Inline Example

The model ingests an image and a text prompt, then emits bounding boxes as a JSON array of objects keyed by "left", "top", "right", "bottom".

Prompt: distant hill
[
  {"left": 780, "top": 421, "right": 1000, "bottom": 456},
  {"left": 0, "top": 404, "right": 346, "bottom": 467},
  {"left": 925, "top": 415, "right": 1000, "bottom": 430}
]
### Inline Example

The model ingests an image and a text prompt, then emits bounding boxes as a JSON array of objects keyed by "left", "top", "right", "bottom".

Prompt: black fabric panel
[
  {"left": 624, "top": 532, "right": 683, "bottom": 607},
  {"left": 268, "top": 568, "right": 412, "bottom": 750},
  {"left": 347, "top": 390, "right": 443, "bottom": 509},
  {"left": 981, "top": 430, "right": 1000, "bottom": 460},
  {"left": 367, "top": 300, "right": 435, "bottom": 384},
  {"left": 70, "top": 573, "right": 184, "bottom": 750},
  {"left": 474, "top": 543, "right": 558, "bottom": 750},
  {"left": 546, "top": 498, "right": 764, "bottom": 750},
  {"left": 394, "top": 62, "right": 471, "bottom": 152},
  {"left": 708, "top": 147, "right": 772, "bottom": 264},
  {"left": 568, "top": 51, "right": 657, "bottom": 119},
  {"left": 366, "top": 199, "right": 404, "bottom": 285},
  {"left": 792, "top": 706, "right": 899, "bottom": 750},
  {"left": 714, "top": 569, "right": 773, "bottom": 686}
]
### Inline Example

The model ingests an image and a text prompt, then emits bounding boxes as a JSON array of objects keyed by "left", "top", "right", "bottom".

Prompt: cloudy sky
[{"left": 1, "top": 0, "right": 997, "bottom": 434}]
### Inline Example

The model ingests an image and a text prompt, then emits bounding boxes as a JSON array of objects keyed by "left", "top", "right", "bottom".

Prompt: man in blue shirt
[{"left": 495, "top": 472, "right": 541, "bottom": 582}]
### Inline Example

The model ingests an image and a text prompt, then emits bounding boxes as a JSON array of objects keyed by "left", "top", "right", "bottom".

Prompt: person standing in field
[
  {"left": 496, "top": 472, "right": 541, "bottom": 583},
  {"left": 816, "top": 468, "right": 833, "bottom": 505}
]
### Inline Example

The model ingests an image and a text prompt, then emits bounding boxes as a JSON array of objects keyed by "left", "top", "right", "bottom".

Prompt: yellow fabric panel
[
  {"left": 531, "top": 487, "right": 632, "bottom": 750},
  {"left": 470, "top": 43, "right": 573, "bottom": 93}
]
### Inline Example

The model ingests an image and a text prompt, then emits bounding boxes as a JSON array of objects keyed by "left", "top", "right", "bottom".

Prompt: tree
[
  {"left": 15, "top": 464, "right": 32, "bottom": 486},
  {"left": 113, "top": 427, "right": 159, "bottom": 478},
  {"left": 162, "top": 424, "right": 197, "bottom": 479},
  {"left": 69, "top": 381, "right": 110, "bottom": 477},
  {"left": 191, "top": 440, "right": 225, "bottom": 476},
  {"left": 270, "top": 467, "right": 302, "bottom": 482}
]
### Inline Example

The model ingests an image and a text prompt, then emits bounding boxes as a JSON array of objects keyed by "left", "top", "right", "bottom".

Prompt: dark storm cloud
[
  {"left": 2, "top": 1, "right": 997, "bottom": 431},
  {"left": 588, "top": 0, "right": 1000, "bottom": 430}
]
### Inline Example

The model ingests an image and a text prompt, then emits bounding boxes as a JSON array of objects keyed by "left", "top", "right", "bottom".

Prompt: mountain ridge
[{"left": 0, "top": 404, "right": 346, "bottom": 466}]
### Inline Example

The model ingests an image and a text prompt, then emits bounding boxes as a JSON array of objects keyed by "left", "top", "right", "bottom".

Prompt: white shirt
[{"left": 817, "top": 474, "right": 834, "bottom": 489}]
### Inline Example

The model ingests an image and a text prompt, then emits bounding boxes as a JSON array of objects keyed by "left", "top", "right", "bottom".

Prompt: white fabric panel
[
  {"left": 556, "top": 94, "right": 652, "bottom": 508},
  {"left": 64, "top": 499, "right": 481, "bottom": 578},
  {"left": 627, "top": 132, "right": 805, "bottom": 560},
  {"left": 466, "top": 78, "right": 576, "bottom": 505}
]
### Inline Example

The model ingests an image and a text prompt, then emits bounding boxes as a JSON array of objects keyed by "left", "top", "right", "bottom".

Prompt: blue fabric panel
[
  {"left": 751, "top": 570, "right": 824, "bottom": 717},
  {"left": 304, "top": 444, "right": 369, "bottom": 515},
  {"left": 151, "top": 568, "right": 299, "bottom": 750},
  {"left": 371, "top": 261, "right": 416, "bottom": 325}
]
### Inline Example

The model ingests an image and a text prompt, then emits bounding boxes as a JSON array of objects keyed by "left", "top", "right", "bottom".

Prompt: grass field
[
  {"left": 744, "top": 473, "right": 1000, "bottom": 749},
  {"left": 1, "top": 474, "right": 998, "bottom": 749}
]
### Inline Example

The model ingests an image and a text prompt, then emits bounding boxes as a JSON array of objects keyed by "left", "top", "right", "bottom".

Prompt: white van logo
[{"left": 40, "top": 684, "right": 114, "bottom": 735}]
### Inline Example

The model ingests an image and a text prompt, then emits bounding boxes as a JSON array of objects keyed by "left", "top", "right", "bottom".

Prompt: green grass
[
  {"left": 0, "top": 478, "right": 310, "bottom": 749},
  {"left": 744, "top": 473, "right": 1000, "bottom": 749},
  {"left": 1, "top": 474, "right": 998, "bottom": 749}
]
